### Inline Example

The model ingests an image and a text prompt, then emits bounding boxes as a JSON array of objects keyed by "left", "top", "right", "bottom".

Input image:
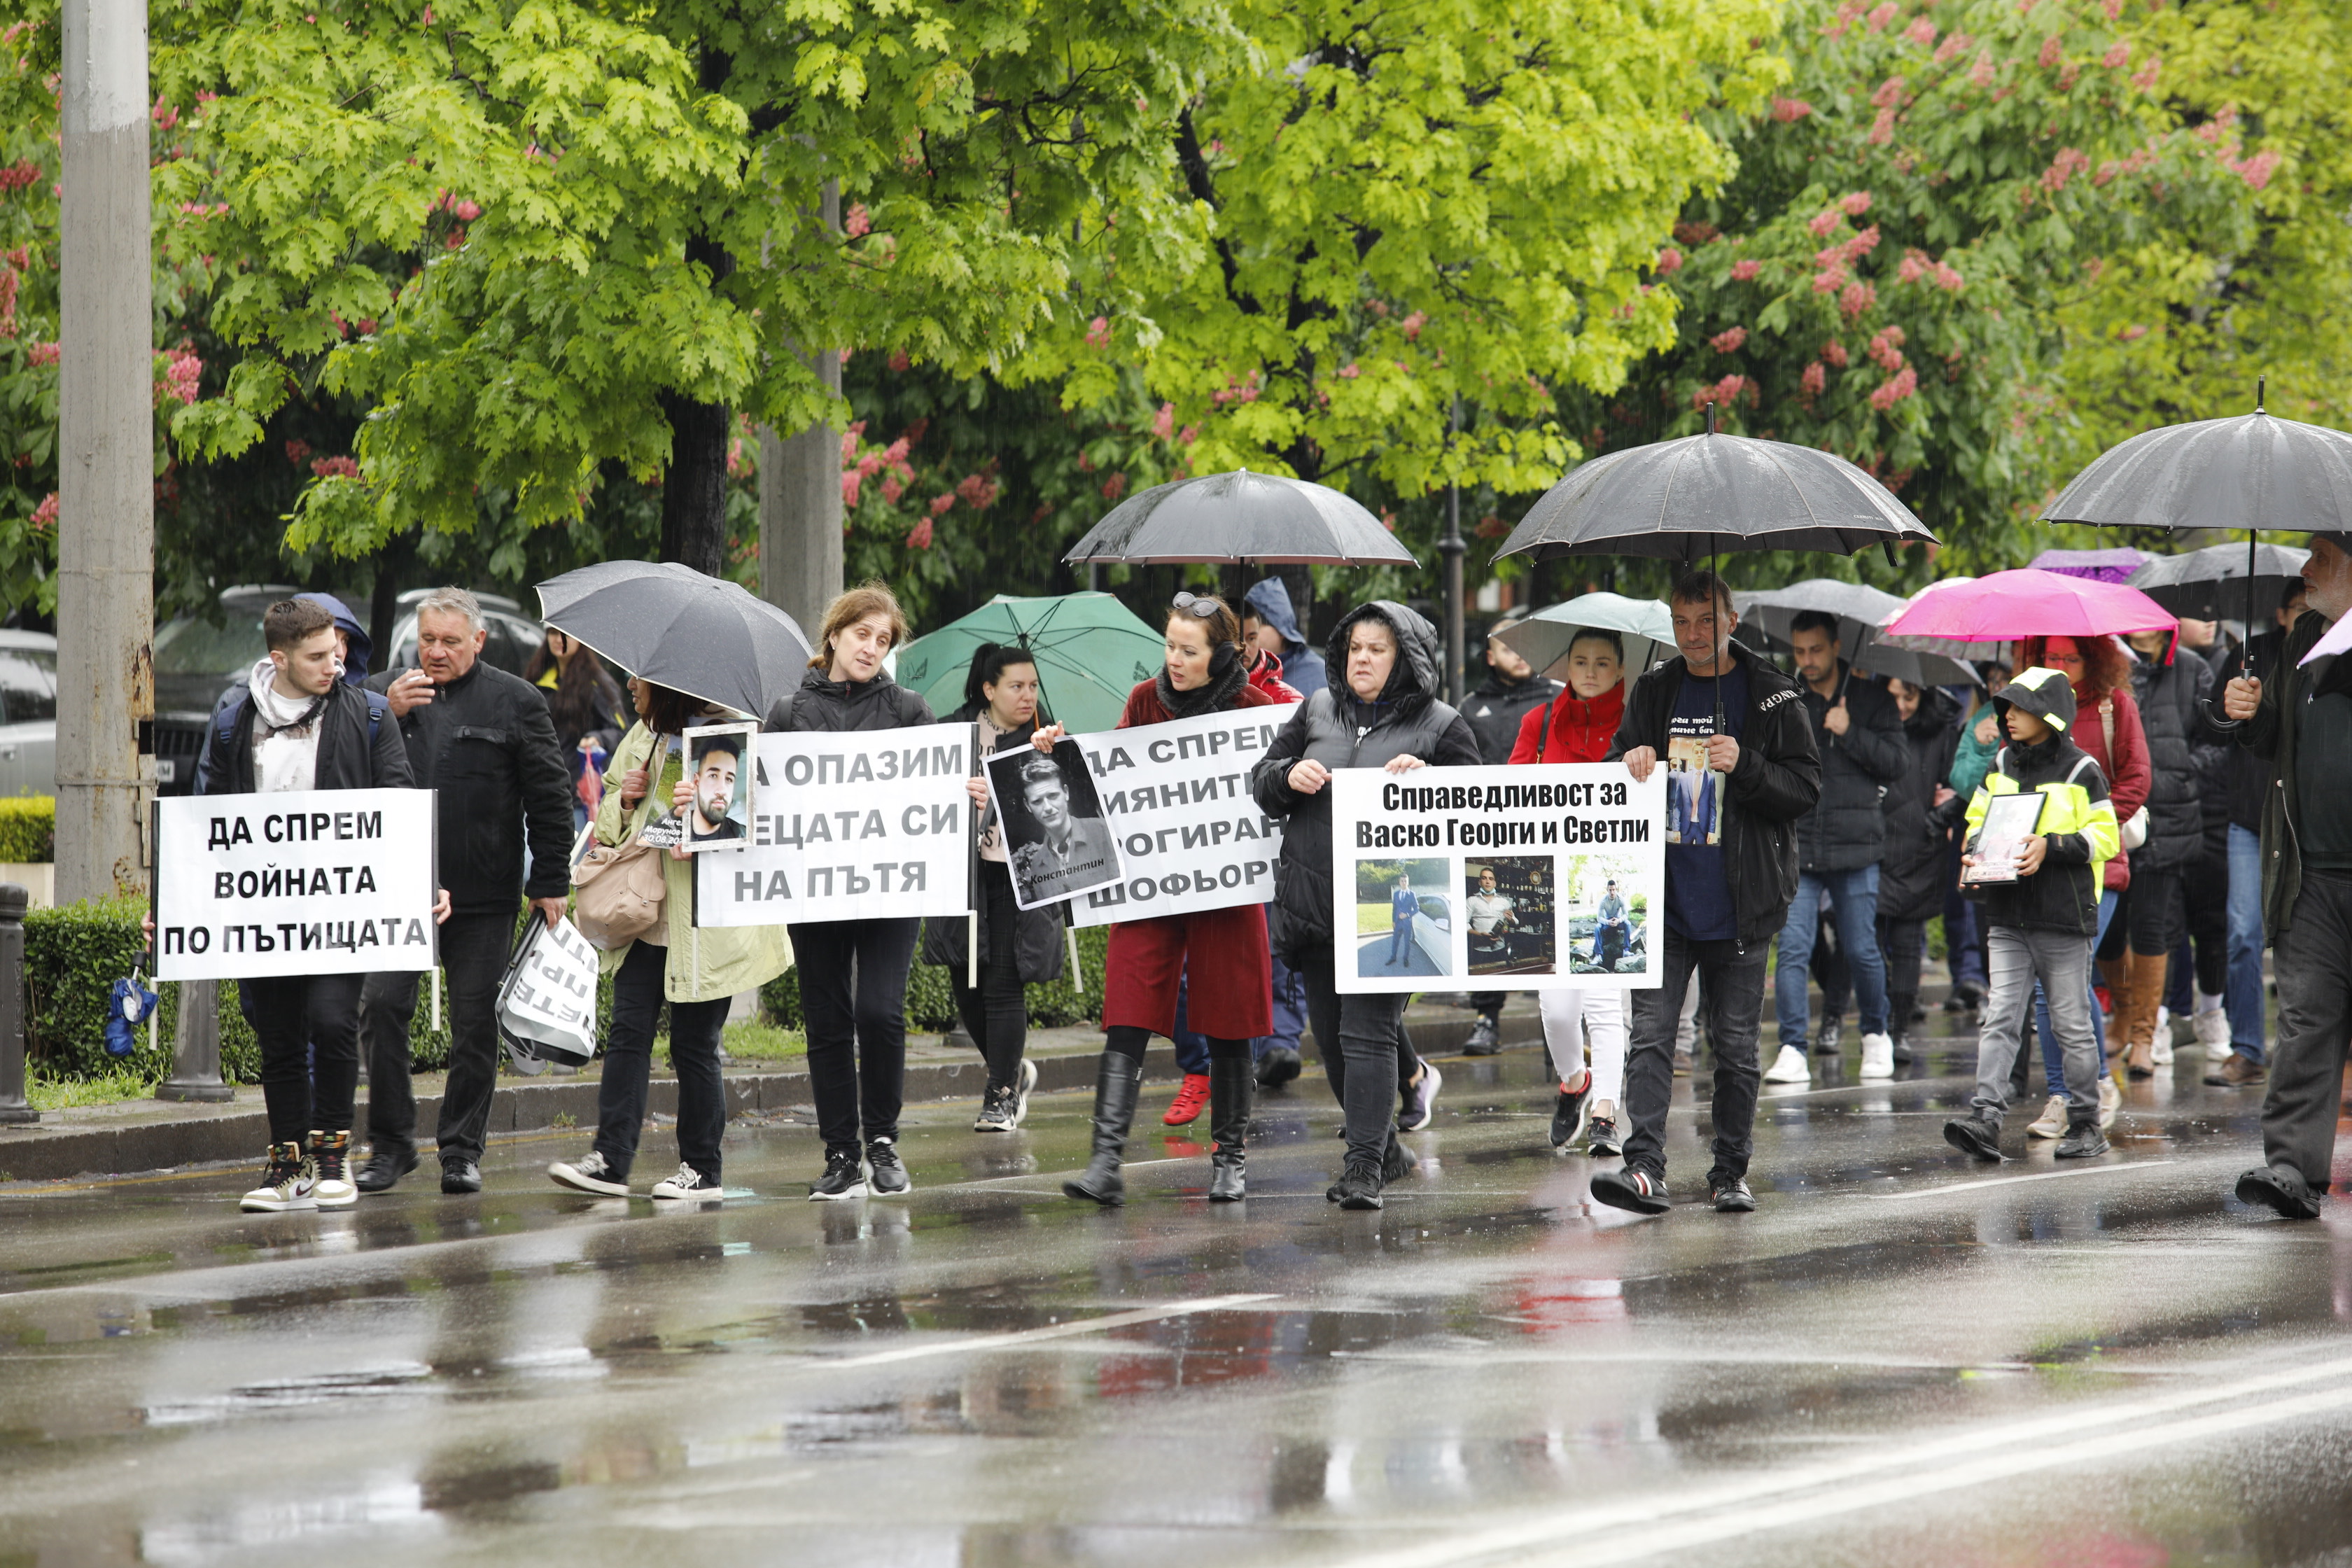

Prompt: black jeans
[
  {"left": 1879, "top": 915, "right": 1926, "bottom": 1020},
  {"left": 594, "top": 938, "right": 729, "bottom": 1182},
  {"left": 1623, "top": 925, "right": 1769, "bottom": 1185},
  {"left": 791, "top": 916, "right": 920, "bottom": 1153},
  {"left": 244, "top": 972, "right": 364, "bottom": 1146},
  {"left": 360, "top": 908, "right": 519, "bottom": 1166},
  {"left": 1295, "top": 947, "right": 1410, "bottom": 1170},
  {"left": 2260, "top": 869, "right": 2352, "bottom": 1191},
  {"left": 2122, "top": 864, "right": 2185, "bottom": 957},
  {"left": 948, "top": 861, "right": 1028, "bottom": 1094}
]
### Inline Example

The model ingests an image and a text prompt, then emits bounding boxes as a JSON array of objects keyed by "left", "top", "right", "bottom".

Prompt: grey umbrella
[
  {"left": 2127, "top": 541, "right": 2310, "bottom": 623},
  {"left": 1734, "top": 580, "right": 1980, "bottom": 692},
  {"left": 536, "top": 561, "right": 813, "bottom": 719},
  {"left": 1063, "top": 468, "right": 1418, "bottom": 566}
]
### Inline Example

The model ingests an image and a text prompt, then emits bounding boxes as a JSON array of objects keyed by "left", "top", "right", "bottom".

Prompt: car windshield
[
  {"left": 0, "top": 647, "right": 53, "bottom": 724},
  {"left": 155, "top": 612, "right": 266, "bottom": 676}
]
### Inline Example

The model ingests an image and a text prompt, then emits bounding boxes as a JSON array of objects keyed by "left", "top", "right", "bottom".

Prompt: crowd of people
[{"left": 186, "top": 528, "right": 2352, "bottom": 1222}]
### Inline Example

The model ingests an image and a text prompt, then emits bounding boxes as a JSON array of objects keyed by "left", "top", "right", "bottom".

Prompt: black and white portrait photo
[
  {"left": 985, "top": 740, "right": 1121, "bottom": 909},
  {"left": 679, "top": 720, "right": 757, "bottom": 851}
]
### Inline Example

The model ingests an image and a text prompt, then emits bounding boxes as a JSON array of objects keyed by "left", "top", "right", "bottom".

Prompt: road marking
[
  {"left": 822, "top": 1292, "right": 1279, "bottom": 1368},
  {"left": 1323, "top": 1350, "right": 2352, "bottom": 1568},
  {"left": 1869, "top": 1158, "right": 2177, "bottom": 1200}
]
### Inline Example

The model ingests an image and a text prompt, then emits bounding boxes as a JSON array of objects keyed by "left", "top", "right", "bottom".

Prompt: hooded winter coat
[
  {"left": 1962, "top": 670, "right": 2120, "bottom": 936},
  {"left": 1462, "top": 666, "right": 1561, "bottom": 765},
  {"left": 2127, "top": 631, "right": 2213, "bottom": 875},
  {"left": 1243, "top": 578, "right": 1326, "bottom": 697},
  {"left": 918, "top": 701, "right": 1068, "bottom": 984},
  {"left": 1793, "top": 663, "right": 1909, "bottom": 875},
  {"left": 1877, "top": 685, "right": 1962, "bottom": 923},
  {"left": 1253, "top": 601, "right": 1482, "bottom": 959}
]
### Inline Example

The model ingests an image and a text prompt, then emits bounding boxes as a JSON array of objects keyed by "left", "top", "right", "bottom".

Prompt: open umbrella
[
  {"left": 1735, "top": 580, "right": 1980, "bottom": 690},
  {"left": 891, "top": 593, "right": 1166, "bottom": 736},
  {"left": 1879, "top": 568, "right": 2175, "bottom": 645},
  {"left": 1063, "top": 469, "right": 1418, "bottom": 566},
  {"left": 2127, "top": 541, "right": 2309, "bottom": 623},
  {"left": 536, "top": 561, "right": 812, "bottom": 719},
  {"left": 2026, "top": 547, "right": 2154, "bottom": 584},
  {"left": 1496, "top": 592, "right": 1672, "bottom": 680}
]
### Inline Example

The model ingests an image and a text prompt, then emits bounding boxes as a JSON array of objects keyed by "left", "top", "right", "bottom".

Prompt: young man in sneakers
[
  {"left": 1591, "top": 573, "right": 1821, "bottom": 1217},
  {"left": 192, "top": 598, "right": 434, "bottom": 1211},
  {"left": 1941, "top": 668, "right": 2120, "bottom": 1164}
]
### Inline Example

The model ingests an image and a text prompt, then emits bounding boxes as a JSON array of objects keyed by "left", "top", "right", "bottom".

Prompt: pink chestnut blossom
[
  {"left": 929, "top": 492, "right": 955, "bottom": 517},
  {"left": 904, "top": 517, "right": 934, "bottom": 550},
  {"left": 1801, "top": 363, "right": 1828, "bottom": 396},
  {"left": 1771, "top": 97, "right": 1814, "bottom": 122},
  {"left": 1842, "top": 190, "right": 1875, "bottom": 216},
  {"left": 1655, "top": 248, "right": 1683, "bottom": 275},
  {"left": 310, "top": 455, "right": 360, "bottom": 479},
  {"left": 26, "top": 340, "right": 57, "bottom": 367},
  {"left": 29, "top": 492, "right": 56, "bottom": 531},
  {"left": 1709, "top": 326, "right": 1748, "bottom": 353},
  {"left": 1730, "top": 258, "right": 1761, "bottom": 281},
  {"left": 844, "top": 204, "right": 872, "bottom": 238},
  {"left": 1869, "top": 366, "right": 1919, "bottom": 410}
]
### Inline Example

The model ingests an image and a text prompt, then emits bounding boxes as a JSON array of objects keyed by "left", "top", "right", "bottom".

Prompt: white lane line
[
  {"left": 1870, "top": 1158, "right": 2178, "bottom": 1200},
  {"left": 821, "top": 1292, "right": 1278, "bottom": 1368},
  {"left": 1322, "top": 1349, "right": 2352, "bottom": 1568}
]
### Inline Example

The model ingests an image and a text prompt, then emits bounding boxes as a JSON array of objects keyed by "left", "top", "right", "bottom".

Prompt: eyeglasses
[{"left": 1171, "top": 592, "right": 1226, "bottom": 620}]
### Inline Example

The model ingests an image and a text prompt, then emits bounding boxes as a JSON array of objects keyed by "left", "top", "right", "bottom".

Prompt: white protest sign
[
  {"left": 153, "top": 788, "right": 438, "bottom": 981},
  {"left": 1068, "top": 704, "right": 1296, "bottom": 928},
  {"left": 498, "top": 916, "right": 598, "bottom": 1070},
  {"left": 1330, "top": 763, "right": 1665, "bottom": 994},
  {"left": 694, "top": 724, "right": 972, "bottom": 925}
]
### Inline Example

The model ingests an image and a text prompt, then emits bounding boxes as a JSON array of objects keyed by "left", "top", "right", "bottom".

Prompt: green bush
[
  {"left": 762, "top": 922, "right": 1108, "bottom": 1032},
  {"left": 24, "top": 897, "right": 179, "bottom": 1080},
  {"left": 0, "top": 795, "right": 54, "bottom": 863}
]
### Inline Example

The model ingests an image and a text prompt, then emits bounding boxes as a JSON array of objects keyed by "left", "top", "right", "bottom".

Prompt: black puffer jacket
[
  {"left": 1877, "top": 685, "right": 1962, "bottom": 923},
  {"left": 1252, "top": 602, "right": 1481, "bottom": 958},
  {"left": 1604, "top": 639, "right": 1822, "bottom": 944},
  {"left": 1462, "top": 669, "right": 1560, "bottom": 766},
  {"left": 1794, "top": 664, "right": 1908, "bottom": 874},
  {"left": 2212, "top": 629, "right": 2285, "bottom": 832},
  {"left": 764, "top": 666, "right": 935, "bottom": 734},
  {"left": 2128, "top": 636, "right": 2213, "bottom": 875},
  {"left": 918, "top": 704, "right": 1067, "bottom": 983}
]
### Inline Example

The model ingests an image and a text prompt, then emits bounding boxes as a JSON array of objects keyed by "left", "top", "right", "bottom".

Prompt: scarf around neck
[{"left": 1154, "top": 658, "right": 1247, "bottom": 720}]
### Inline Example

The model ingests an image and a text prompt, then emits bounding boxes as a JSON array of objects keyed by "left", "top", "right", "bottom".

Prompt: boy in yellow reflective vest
[{"left": 1943, "top": 667, "right": 2123, "bottom": 1161}]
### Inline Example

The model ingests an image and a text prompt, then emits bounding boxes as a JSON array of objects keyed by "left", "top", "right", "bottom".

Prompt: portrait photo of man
[
  {"left": 680, "top": 722, "right": 756, "bottom": 850},
  {"left": 990, "top": 743, "right": 1120, "bottom": 908}
]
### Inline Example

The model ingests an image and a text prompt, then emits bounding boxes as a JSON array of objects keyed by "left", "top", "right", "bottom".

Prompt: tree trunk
[{"left": 659, "top": 391, "right": 732, "bottom": 576}]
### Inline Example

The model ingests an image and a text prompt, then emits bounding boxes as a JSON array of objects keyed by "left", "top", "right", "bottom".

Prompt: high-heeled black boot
[
  {"left": 1207, "top": 1056, "right": 1252, "bottom": 1202},
  {"left": 1063, "top": 1052, "right": 1142, "bottom": 1206}
]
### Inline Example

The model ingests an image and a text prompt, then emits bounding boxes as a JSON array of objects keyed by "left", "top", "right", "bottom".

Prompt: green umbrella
[{"left": 892, "top": 593, "right": 1166, "bottom": 735}]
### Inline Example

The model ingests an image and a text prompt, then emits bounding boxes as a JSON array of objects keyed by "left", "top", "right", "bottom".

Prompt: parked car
[{"left": 0, "top": 629, "right": 57, "bottom": 797}]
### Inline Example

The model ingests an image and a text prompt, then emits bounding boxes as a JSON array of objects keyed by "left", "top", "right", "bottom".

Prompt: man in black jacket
[
  {"left": 1593, "top": 571, "right": 1821, "bottom": 1216},
  {"left": 2205, "top": 580, "right": 2304, "bottom": 1088},
  {"left": 356, "top": 588, "right": 573, "bottom": 1196},
  {"left": 1458, "top": 617, "right": 1561, "bottom": 1052},
  {"left": 1765, "top": 611, "right": 1910, "bottom": 1084}
]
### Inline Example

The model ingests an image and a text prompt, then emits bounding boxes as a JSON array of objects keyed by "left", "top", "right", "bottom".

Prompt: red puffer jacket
[{"left": 1509, "top": 681, "right": 1627, "bottom": 765}]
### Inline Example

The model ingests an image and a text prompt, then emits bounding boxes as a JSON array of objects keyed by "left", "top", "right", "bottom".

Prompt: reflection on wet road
[{"left": 6, "top": 1037, "right": 2352, "bottom": 1567}]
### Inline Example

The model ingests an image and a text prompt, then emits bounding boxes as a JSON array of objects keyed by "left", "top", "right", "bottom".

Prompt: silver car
[{"left": 0, "top": 629, "right": 56, "bottom": 796}]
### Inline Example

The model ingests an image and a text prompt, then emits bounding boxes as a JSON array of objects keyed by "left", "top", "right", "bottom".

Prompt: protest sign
[
  {"left": 153, "top": 788, "right": 439, "bottom": 981},
  {"left": 1330, "top": 763, "right": 1664, "bottom": 994},
  {"left": 1066, "top": 704, "right": 1296, "bottom": 928},
  {"left": 498, "top": 916, "right": 598, "bottom": 1072},
  {"left": 985, "top": 738, "right": 1122, "bottom": 909},
  {"left": 695, "top": 724, "right": 972, "bottom": 925}
]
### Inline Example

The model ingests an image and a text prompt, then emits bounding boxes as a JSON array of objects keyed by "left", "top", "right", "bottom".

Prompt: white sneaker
[
  {"left": 2193, "top": 1007, "right": 2232, "bottom": 1060},
  {"left": 240, "top": 1143, "right": 317, "bottom": 1212},
  {"left": 2097, "top": 1073, "right": 2120, "bottom": 1129},
  {"left": 2026, "top": 1094, "right": 2069, "bottom": 1139},
  {"left": 1010, "top": 1056, "right": 1039, "bottom": 1128},
  {"left": 2150, "top": 1004, "right": 2174, "bottom": 1066},
  {"left": 1763, "top": 1044, "right": 1812, "bottom": 1084},
  {"left": 650, "top": 1163, "right": 723, "bottom": 1201},
  {"left": 1858, "top": 1032, "right": 1895, "bottom": 1079},
  {"left": 550, "top": 1149, "right": 630, "bottom": 1197}
]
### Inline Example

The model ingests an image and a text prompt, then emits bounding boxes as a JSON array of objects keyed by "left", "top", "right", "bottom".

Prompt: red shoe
[{"left": 1163, "top": 1072, "right": 1210, "bottom": 1126}]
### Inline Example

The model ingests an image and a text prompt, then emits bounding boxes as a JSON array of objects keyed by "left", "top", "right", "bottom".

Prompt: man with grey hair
[{"left": 357, "top": 587, "right": 574, "bottom": 1194}]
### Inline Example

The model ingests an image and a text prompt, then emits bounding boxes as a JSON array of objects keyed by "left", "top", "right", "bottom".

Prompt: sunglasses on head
[{"left": 1171, "top": 592, "right": 1227, "bottom": 620}]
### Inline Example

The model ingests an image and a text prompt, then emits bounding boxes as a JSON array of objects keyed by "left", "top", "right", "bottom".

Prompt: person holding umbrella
[
  {"left": 1254, "top": 601, "right": 1483, "bottom": 1209},
  {"left": 771, "top": 584, "right": 939, "bottom": 1200},
  {"left": 2105, "top": 622, "right": 2213, "bottom": 1077},
  {"left": 920, "top": 643, "right": 1062, "bottom": 1132},
  {"left": 1591, "top": 571, "right": 1821, "bottom": 1216}
]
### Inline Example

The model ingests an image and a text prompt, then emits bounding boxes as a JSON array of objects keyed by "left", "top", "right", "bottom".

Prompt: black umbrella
[
  {"left": 536, "top": 561, "right": 813, "bottom": 719},
  {"left": 2127, "top": 542, "right": 2310, "bottom": 622},
  {"left": 2043, "top": 379, "right": 2352, "bottom": 670},
  {"left": 1063, "top": 468, "right": 1418, "bottom": 566}
]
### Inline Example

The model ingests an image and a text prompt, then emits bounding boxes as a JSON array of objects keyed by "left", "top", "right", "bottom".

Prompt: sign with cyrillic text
[
  {"left": 1068, "top": 704, "right": 1296, "bottom": 929},
  {"left": 694, "top": 725, "right": 972, "bottom": 926},
  {"left": 153, "top": 789, "right": 438, "bottom": 981},
  {"left": 1330, "top": 764, "right": 1664, "bottom": 994},
  {"left": 498, "top": 916, "right": 598, "bottom": 1070}
]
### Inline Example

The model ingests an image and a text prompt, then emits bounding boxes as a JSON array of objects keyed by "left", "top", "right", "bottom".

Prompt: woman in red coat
[{"left": 1033, "top": 592, "right": 1281, "bottom": 1205}]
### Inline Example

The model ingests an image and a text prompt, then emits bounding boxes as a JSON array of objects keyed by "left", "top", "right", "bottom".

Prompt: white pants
[{"left": 1539, "top": 988, "right": 1627, "bottom": 1105}]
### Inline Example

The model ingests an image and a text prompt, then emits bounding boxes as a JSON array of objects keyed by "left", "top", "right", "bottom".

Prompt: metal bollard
[
  {"left": 0, "top": 883, "right": 34, "bottom": 1123},
  {"left": 156, "top": 975, "right": 234, "bottom": 1102}
]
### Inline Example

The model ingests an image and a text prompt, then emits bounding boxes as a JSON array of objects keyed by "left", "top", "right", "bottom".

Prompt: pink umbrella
[{"left": 1881, "top": 568, "right": 2177, "bottom": 644}]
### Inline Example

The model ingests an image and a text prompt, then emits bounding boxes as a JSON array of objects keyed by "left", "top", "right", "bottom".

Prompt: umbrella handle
[{"left": 2245, "top": 528, "right": 2258, "bottom": 678}]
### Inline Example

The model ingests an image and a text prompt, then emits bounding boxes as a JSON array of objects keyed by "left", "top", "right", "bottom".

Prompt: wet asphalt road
[{"left": 6, "top": 1023, "right": 2352, "bottom": 1568}]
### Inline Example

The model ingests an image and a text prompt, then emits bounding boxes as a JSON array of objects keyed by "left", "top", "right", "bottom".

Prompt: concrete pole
[
  {"left": 1439, "top": 398, "right": 1467, "bottom": 706},
  {"left": 57, "top": 0, "right": 155, "bottom": 904},
  {"left": 758, "top": 181, "right": 844, "bottom": 643}
]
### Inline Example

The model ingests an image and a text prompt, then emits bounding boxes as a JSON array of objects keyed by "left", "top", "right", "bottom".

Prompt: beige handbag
[{"left": 572, "top": 740, "right": 671, "bottom": 949}]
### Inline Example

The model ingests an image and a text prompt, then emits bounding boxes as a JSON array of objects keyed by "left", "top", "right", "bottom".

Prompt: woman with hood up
[
  {"left": 1254, "top": 602, "right": 1482, "bottom": 1209},
  {"left": 1034, "top": 592, "right": 1283, "bottom": 1205}
]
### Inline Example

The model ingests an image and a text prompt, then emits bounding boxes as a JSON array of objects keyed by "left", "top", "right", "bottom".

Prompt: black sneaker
[
  {"left": 1590, "top": 1167, "right": 1671, "bottom": 1215},
  {"left": 1255, "top": 1044, "right": 1303, "bottom": 1089},
  {"left": 1550, "top": 1077, "right": 1592, "bottom": 1148},
  {"left": 1463, "top": 1016, "right": 1501, "bottom": 1056},
  {"left": 1942, "top": 1112, "right": 2005, "bottom": 1163},
  {"left": 1813, "top": 1016, "right": 1844, "bottom": 1056},
  {"left": 440, "top": 1158, "right": 482, "bottom": 1195},
  {"left": 867, "top": 1138, "right": 911, "bottom": 1196},
  {"left": 2235, "top": 1163, "right": 2321, "bottom": 1219},
  {"left": 1709, "top": 1175, "right": 1756, "bottom": 1213},
  {"left": 1381, "top": 1128, "right": 1418, "bottom": 1184},
  {"left": 1586, "top": 1114, "right": 1623, "bottom": 1157},
  {"left": 2054, "top": 1121, "right": 2110, "bottom": 1161},
  {"left": 1330, "top": 1160, "right": 1385, "bottom": 1210},
  {"left": 808, "top": 1147, "right": 868, "bottom": 1200},
  {"left": 973, "top": 1086, "right": 1017, "bottom": 1133}
]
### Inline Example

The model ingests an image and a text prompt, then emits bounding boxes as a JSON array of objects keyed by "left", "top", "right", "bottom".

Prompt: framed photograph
[
  {"left": 1962, "top": 790, "right": 2048, "bottom": 885},
  {"left": 985, "top": 738, "right": 1122, "bottom": 909},
  {"left": 678, "top": 720, "right": 758, "bottom": 853}
]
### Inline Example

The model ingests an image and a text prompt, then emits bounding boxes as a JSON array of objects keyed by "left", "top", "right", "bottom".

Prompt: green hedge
[
  {"left": 0, "top": 795, "right": 54, "bottom": 863},
  {"left": 763, "top": 923, "right": 1110, "bottom": 1032}
]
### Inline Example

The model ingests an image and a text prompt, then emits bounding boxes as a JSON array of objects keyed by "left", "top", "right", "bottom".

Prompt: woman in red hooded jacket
[{"left": 1508, "top": 627, "right": 1632, "bottom": 1153}]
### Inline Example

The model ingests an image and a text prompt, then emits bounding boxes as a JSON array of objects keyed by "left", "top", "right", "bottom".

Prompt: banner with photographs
[
  {"left": 983, "top": 738, "right": 1124, "bottom": 910},
  {"left": 694, "top": 724, "right": 972, "bottom": 926},
  {"left": 1329, "top": 763, "right": 1665, "bottom": 994},
  {"left": 152, "top": 788, "right": 440, "bottom": 981},
  {"left": 1065, "top": 704, "right": 1297, "bottom": 927}
]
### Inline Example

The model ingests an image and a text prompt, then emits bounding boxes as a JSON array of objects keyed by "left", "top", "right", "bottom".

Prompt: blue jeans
[
  {"left": 2227, "top": 823, "right": 2267, "bottom": 1063},
  {"left": 2033, "top": 890, "right": 2114, "bottom": 1093},
  {"left": 1776, "top": 866, "right": 1888, "bottom": 1046}
]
